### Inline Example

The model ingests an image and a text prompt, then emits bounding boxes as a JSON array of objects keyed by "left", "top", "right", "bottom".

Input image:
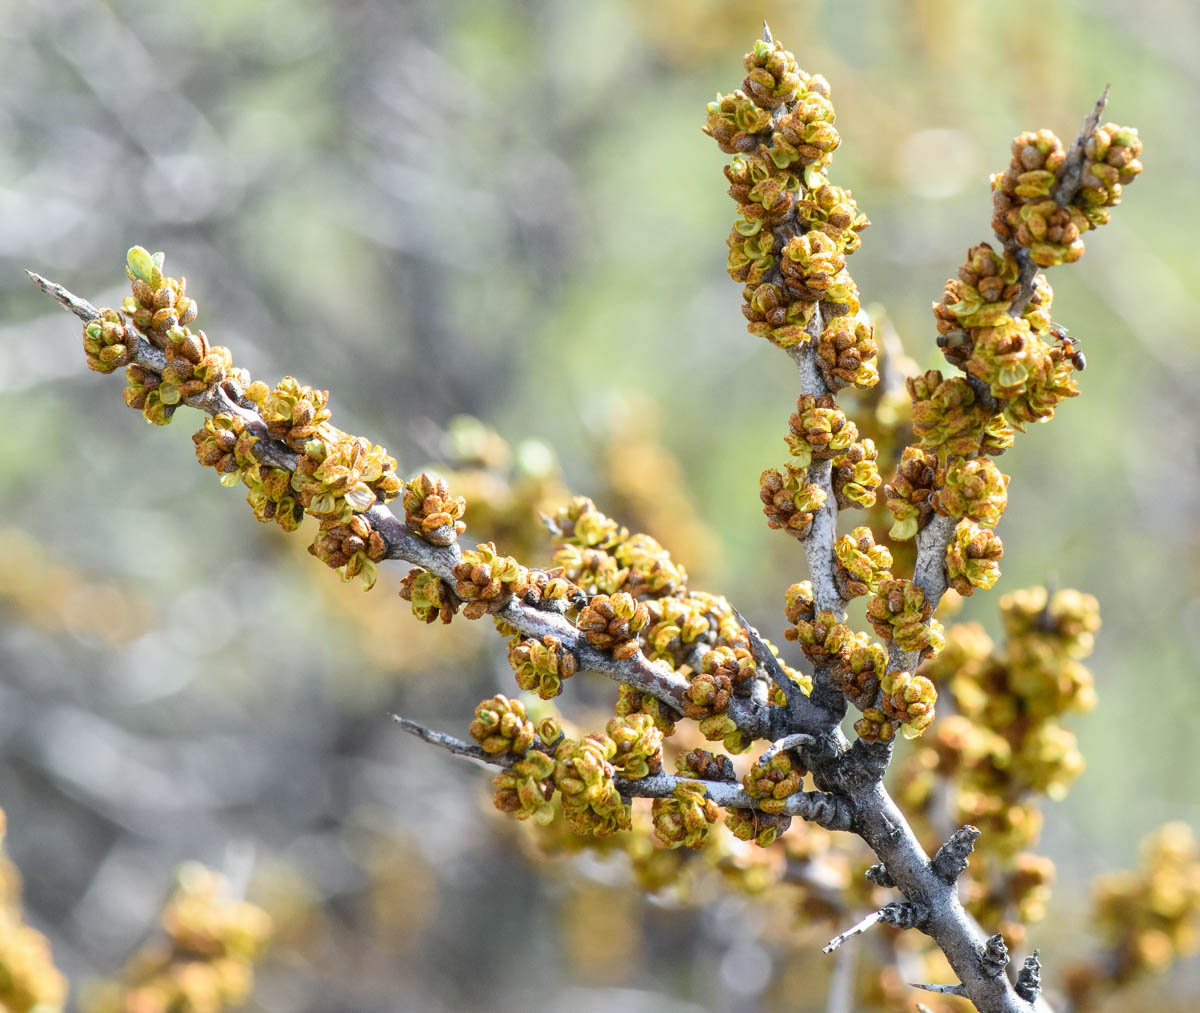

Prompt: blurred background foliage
[{"left": 1, "top": 0, "right": 1197, "bottom": 1009}]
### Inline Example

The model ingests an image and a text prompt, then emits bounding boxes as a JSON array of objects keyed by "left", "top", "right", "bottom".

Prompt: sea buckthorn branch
[
  {"left": 31, "top": 270, "right": 777, "bottom": 741},
  {"left": 390, "top": 713, "right": 852, "bottom": 830},
  {"left": 703, "top": 24, "right": 1145, "bottom": 1013},
  {"left": 892, "top": 87, "right": 1118, "bottom": 680}
]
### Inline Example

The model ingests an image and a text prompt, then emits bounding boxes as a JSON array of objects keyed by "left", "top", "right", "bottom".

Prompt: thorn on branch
[
  {"left": 930, "top": 824, "right": 981, "bottom": 883},
  {"left": 1015, "top": 949, "right": 1042, "bottom": 1003},
  {"left": 759, "top": 732, "right": 816, "bottom": 765},
  {"left": 980, "top": 933, "right": 1009, "bottom": 978},
  {"left": 865, "top": 863, "right": 895, "bottom": 888},
  {"left": 390, "top": 713, "right": 511, "bottom": 768},
  {"left": 762, "top": 20, "right": 773, "bottom": 43},
  {"left": 911, "top": 982, "right": 968, "bottom": 997},
  {"left": 823, "top": 901, "right": 928, "bottom": 954}
]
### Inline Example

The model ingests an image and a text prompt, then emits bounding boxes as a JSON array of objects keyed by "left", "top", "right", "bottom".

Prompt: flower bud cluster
[
  {"left": 491, "top": 749, "right": 556, "bottom": 825},
  {"left": 783, "top": 581, "right": 852, "bottom": 665},
  {"left": 883, "top": 446, "right": 938, "bottom": 540},
  {"left": 402, "top": 472, "right": 467, "bottom": 547},
  {"left": 992, "top": 125, "right": 1142, "bottom": 268},
  {"left": 833, "top": 526, "right": 893, "bottom": 598},
  {"left": 1065, "top": 823, "right": 1200, "bottom": 1004},
  {"left": 452, "top": 542, "right": 531, "bottom": 619},
  {"left": 707, "top": 39, "right": 874, "bottom": 358},
  {"left": 551, "top": 497, "right": 685, "bottom": 599},
  {"left": 945, "top": 519, "right": 1004, "bottom": 596},
  {"left": 553, "top": 735, "right": 631, "bottom": 837},
  {"left": 759, "top": 463, "right": 826, "bottom": 540},
  {"left": 931, "top": 457, "right": 1009, "bottom": 528},
  {"left": 0, "top": 809, "right": 67, "bottom": 1013},
  {"left": 469, "top": 694, "right": 535, "bottom": 755},
  {"left": 86, "top": 862, "right": 271, "bottom": 1013},
  {"left": 576, "top": 592, "right": 650, "bottom": 660},
  {"left": 605, "top": 714, "right": 663, "bottom": 780},
  {"left": 398, "top": 569, "right": 458, "bottom": 625},
  {"left": 743, "top": 750, "right": 806, "bottom": 815},
  {"left": 866, "top": 578, "right": 944, "bottom": 657},
  {"left": 651, "top": 781, "right": 719, "bottom": 850},
  {"left": 507, "top": 634, "right": 578, "bottom": 699}
]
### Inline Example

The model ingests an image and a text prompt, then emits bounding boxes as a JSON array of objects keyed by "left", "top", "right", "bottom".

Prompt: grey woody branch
[{"left": 29, "top": 270, "right": 774, "bottom": 742}]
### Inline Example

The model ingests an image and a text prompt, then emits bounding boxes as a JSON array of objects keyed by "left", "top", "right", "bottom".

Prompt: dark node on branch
[
  {"left": 802, "top": 791, "right": 854, "bottom": 832},
  {"left": 931, "top": 824, "right": 981, "bottom": 883},
  {"left": 1015, "top": 949, "right": 1042, "bottom": 1003},
  {"left": 911, "top": 982, "right": 968, "bottom": 997},
  {"left": 879, "top": 900, "right": 928, "bottom": 931},
  {"left": 865, "top": 863, "right": 895, "bottom": 888},
  {"left": 980, "top": 933, "right": 1010, "bottom": 978}
]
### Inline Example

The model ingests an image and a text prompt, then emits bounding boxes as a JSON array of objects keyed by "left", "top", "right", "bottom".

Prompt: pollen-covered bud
[
  {"left": 308, "top": 515, "right": 388, "bottom": 589},
  {"left": 742, "top": 37, "right": 802, "bottom": 109},
  {"left": 605, "top": 714, "right": 663, "bottom": 780},
  {"left": 491, "top": 749, "right": 555, "bottom": 825},
  {"left": 884, "top": 446, "right": 938, "bottom": 540},
  {"left": 785, "top": 394, "right": 857, "bottom": 467},
  {"left": 786, "top": 608, "right": 851, "bottom": 666},
  {"left": 469, "top": 694, "right": 535, "bottom": 755},
  {"left": 549, "top": 496, "right": 628, "bottom": 549},
  {"left": 867, "top": 578, "right": 937, "bottom": 654},
  {"left": 1005, "top": 343, "right": 1081, "bottom": 430},
  {"left": 794, "top": 183, "right": 867, "bottom": 250},
  {"left": 616, "top": 683, "right": 679, "bottom": 737},
  {"left": 726, "top": 226, "right": 778, "bottom": 285},
  {"left": 614, "top": 532, "right": 687, "bottom": 598},
  {"left": 398, "top": 568, "right": 459, "bottom": 624},
  {"left": 741, "top": 280, "right": 816, "bottom": 348},
  {"left": 908, "top": 371, "right": 991, "bottom": 455},
  {"left": 554, "top": 735, "right": 631, "bottom": 837},
  {"left": 576, "top": 592, "right": 649, "bottom": 659},
  {"left": 703, "top": 90, "right": 773, "bottom": 153},
  {"left": 817, "top": 316, "right": 878, "bottom": 390},
  {"left": 244, "top": 465, "right": 304, "bottom": 532},
  {"left": 652, "top": 781, "right": 719, "bottom": 849},
  {"left": 521, "top": 570, "right": 585, "bottom": 613},
  {"left": 681, "top": 668, "right": 732, "bottom": 720},
  {"left": 836, "top": 631, "right": 887, "bottom": 710},
  {"left": 677, "top": 748, "right": 736, "bottom": 782},
  {"left": 726, "top": 807, "right": 792, "bottom": 848},
  {"left": 831, "top": 439, "right": 881, "bottom": 509},
  {"left": 743, "top": 750, "right": 806, "bottom": 814},
  {"left": 781, "top": 231, "right": 846, "bottom": 302},
  {"left": 257, "top": 376, "right": 332, "bottom": 447},
  {"left": 697, "top": 713, "right": 753, "bottom": 755},
  {"left": 1017, "top": 201, "right": 1091, "bottom": 267},
  {"left": 192, "top": 413, "right": 245, "bottom": 479},
  {"left": 932, "top": 457, "right": 1009, "bottom": 528},
  {"left": 82, "top": 308, "right": 133, "bottom": 373},
  {"left": 509, "top": 635, "right": 578, "bottom": 699},
  {"left": 982, "top": 414, "right": 1016, "bottom": 456},
  {"left": 880, "top": 670, "right": 937, "bottom": 738},
  {"left": 452, "top": 542, "right": 530, "bottom": 619},
  {"left": 1077, "top": 123, "right": 1143, "bottom": 221},
  {"left": 853, "top": 707, "right": 895, "bottom": 743},
  {"left": 402, "top": 472, "right": 466, "bottom": 546},
  {"left": 760, "top": 464, "right": 826, "bottom": 540},
  {"left": 946, "top": 520, "right": 1004, "bottom": 595},
  {"left": 833, "top": 526, "right": 893, "bottom": 598},
  {"left": 699, "top": 645, "right": 757, "bottom": 697},
  {"left": 553, "top": 543, "right": 627, "bottom": 597},
  {"left": 991, "top": 130, "right": 1067, "bottom": 240}
]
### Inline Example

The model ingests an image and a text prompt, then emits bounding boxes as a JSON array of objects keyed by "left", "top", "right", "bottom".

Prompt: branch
[
  {"left": 389, "top": 713, "right": 855, "bottom": 830},
  {"left": 30, "top": 272, "right": 776, "bottom": 744},
  {"left": 890, "top": 86, "right": 1112, "bottom": 678}
]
